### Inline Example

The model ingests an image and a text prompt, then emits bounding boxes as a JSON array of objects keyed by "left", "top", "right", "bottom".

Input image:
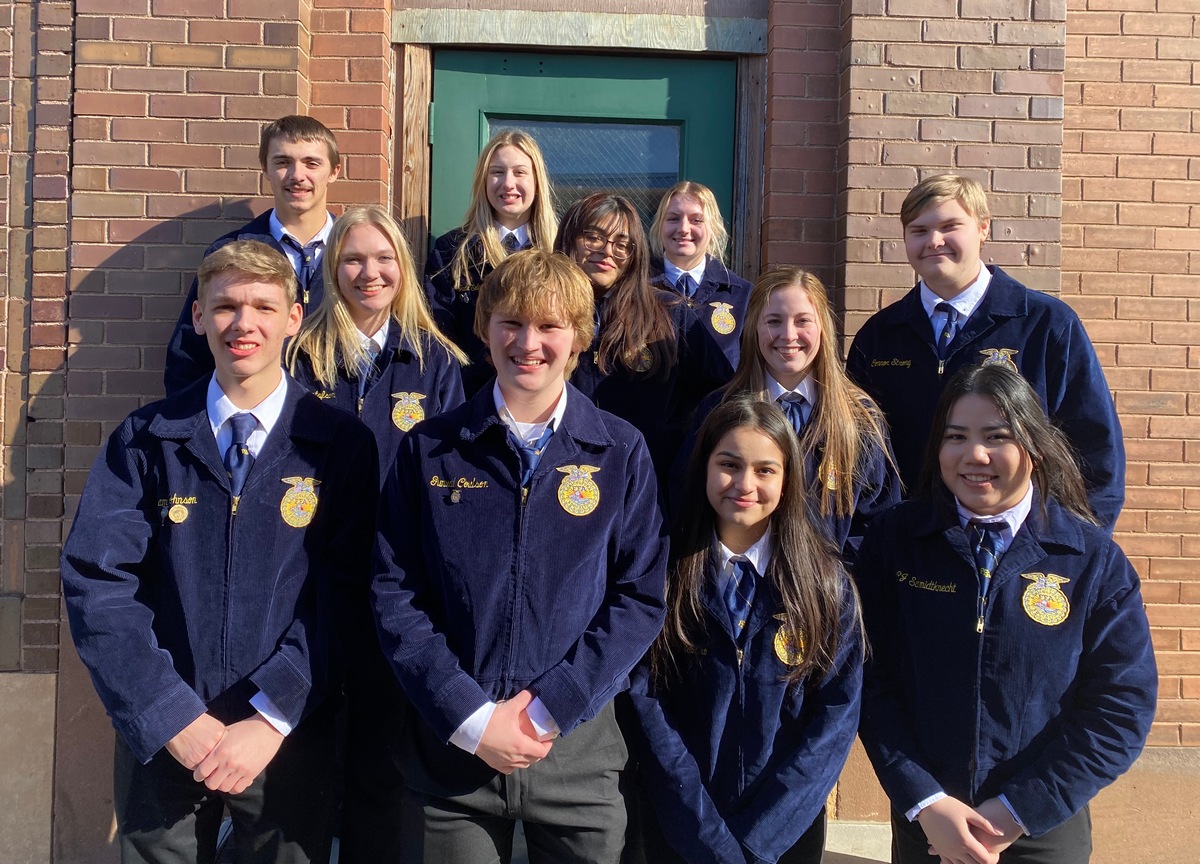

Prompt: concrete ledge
[{"left": 0, "top": 672, "right": 56, "bottom": 864}]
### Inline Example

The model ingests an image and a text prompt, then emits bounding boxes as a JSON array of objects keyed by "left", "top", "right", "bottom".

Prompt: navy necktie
[
  {"left": 502, "top": 233, "right": 522, "bottom": 255},
  {"left": 935, "top": 301, "right": 959, "bottom": 360},
  {"left": 724, "top": 557, "right": 757, "bottom": 645},
  {"left": 510, "top": 425, "right": 554, "bottom": 488},
  {"left": 969, "top": 520, "right": 1003, "bottom": 634},
  {"left": 358, "top": 341, "right": 380, "bottom": 401},
  {"left": 282, "top": 235, "right": 321, "bottom": 306},
  {"left": 676, "top": 272, "right": 697, "bottom": 298},
  {"left": 777, "top": 394, "right": 808, "bottom": 434},
  {"left": 224, "top": 413, "right": 257, "bottom": 498}
]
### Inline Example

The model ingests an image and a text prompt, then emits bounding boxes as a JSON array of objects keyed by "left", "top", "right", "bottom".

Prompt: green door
[{"left": 429, "top": 49, "right": 737, "bottom": 242}]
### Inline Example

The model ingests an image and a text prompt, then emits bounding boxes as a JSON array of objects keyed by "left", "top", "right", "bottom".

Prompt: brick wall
[
  {"left": 1064, "top": 0, "right": 1200, "bottom": 747},
  {"left": 762, "top": 0, "right": 842, "bottom": 282}
]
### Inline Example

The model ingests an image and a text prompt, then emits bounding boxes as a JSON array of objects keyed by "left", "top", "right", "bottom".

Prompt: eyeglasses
[{"left": 579, "top": 229, "right": 635, "bottom": 262}]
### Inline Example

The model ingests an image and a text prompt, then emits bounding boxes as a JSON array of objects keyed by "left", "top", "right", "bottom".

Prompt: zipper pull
[
  {"left": 976, "top": 616, "right": 984, "bottom": 634},
  {"left": 357, "top": 395, "right": 364, "bottom": 416},
  {"left": 231, "top": 495, "right": 240, "bottom": 516},
  {"left": 938, "top": 359, "right": 946, "bottom": 376},
  {"left": 736, "top": 647, "right": 744, "bottom": 666},
  {"left": 303, "top": 288, "right": 310, "bottom": 306},
  {"left": 522, "top": 486, "right": 528, "bottom": 507}
]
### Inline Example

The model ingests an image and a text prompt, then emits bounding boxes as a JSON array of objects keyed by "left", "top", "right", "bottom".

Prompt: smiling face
[
  {"left": 336, "top": 223, "right": 400, "bottom": 336},
  {"left": 904, "top": 198, "right": 989, "bottom": 299},
  {"left": 706, "top": 425, "right": 786, "bottom": 553},
  {"left": 660, "top": 193, "right": 709, "bottom": 271},
  {"left": 263, "top": 137, "right": 340, "bottom": 229},
  {"left": 486, "top": 145, "right": 537, "bottom": 231},
  {"left": 570, "top": 215, "right": 631, "bottom": 295},
  {"left": 939, "top": 393, "right": 1034, "bottom": 517},
  {"left": 193, "top": 271, "right": 302, "bottom": 404},
  {"left": 485, "top": 306, "right": 577, "bottom": 420},
  {"left": 756, "top": 283, "right": 822, "bottom": 390}
]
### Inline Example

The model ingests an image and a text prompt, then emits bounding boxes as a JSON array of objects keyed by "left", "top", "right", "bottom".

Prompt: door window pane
[{"left": 490, "top": 118, "right": 680, "bottom": 229}]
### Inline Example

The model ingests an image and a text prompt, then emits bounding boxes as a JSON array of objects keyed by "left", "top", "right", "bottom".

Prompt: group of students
[{"left": 59, "top": 115, "right": 1156, "bottom": 864}]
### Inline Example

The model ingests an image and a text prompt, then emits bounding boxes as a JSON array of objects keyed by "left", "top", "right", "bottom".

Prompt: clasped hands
[
  {"left": 475, "top": 689, "right": 556, "bottom": 775},
  {"left": 917, "top": 795, "right": 1024, "bottom": 864},
  {"left": 165, "top": 712, "right": 285, "bottom": 795}
]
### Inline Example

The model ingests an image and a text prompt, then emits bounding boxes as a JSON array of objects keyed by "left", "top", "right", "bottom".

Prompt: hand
[
  {"left": 165, "top": 713, "right": 226, "bottom": 770},
  {"left": 971, "top": 798, "right": 1023, "bottom": 857},
  {"left": 475, "top": 690, "right": 553, "bottom": 774},
  {"left": 193, "top": 714, "right": 285, "bottom": 794},
  {"left": 916, "top": 796, "right": 1001, "bottom": 864}
]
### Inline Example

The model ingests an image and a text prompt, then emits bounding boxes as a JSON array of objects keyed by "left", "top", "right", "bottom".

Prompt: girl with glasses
[
  {"left": 424, "top": 130, "right": 557, "bottom": 396},
  {"left": 628, "top": 394, "right": 863, "bottom": 864},
  {"left": 555, "top": 192, "right": 728, "bottom": 478},
  {"left": 649, "top": 181, "right": 752, "bottom": 376}
]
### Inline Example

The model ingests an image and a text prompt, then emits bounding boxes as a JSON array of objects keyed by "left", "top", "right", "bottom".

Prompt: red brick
[
  {"left": 113, "top": 16, "right": 185, "bottom": 42},
  {"left": 109, "top": 167, "right": 183, "bottom": 193},
  {"left": 75, "top": 91, "right": 148, "bottom": 117},
  {"left": 349, "top": 9, "right": 389, "bottom": 33},
  {"left": 112, "top": 118, "right": 185, "bottom": 142},
  {"left": 151, "top": 44, "right": 223, "bottom": 69},
  {"left": 188, "top": 19, "right": 263, "bottom": 44},
  {"left": 183, "top": 169, "right": 261, "bottom": 195},
  {"left": 225, "top": 96, "right": 298, "bottom": 120},
  {"left": 149, "top": 94, "right": 223, "bottom": 119},
  {"left": 154, "top": 0, "right": 222, "bottom": 12},
  {"left": 112, "top": 67, "right": 185, "bottom": 93}
]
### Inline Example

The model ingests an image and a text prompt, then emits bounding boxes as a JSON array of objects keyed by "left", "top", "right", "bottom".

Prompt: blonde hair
[
  {"left": 447, "top": 130, "right": 557, "bottom": 290},
  {"left": 649, "top": 181, "right": 729, "bottom": 264},
  {"left": 286, "top": 206, "right": 466, "bottom": 388},
  {"left": 198, "top": 239, "right": 297, "bottom": 305},
  {"left": 900, "top": 173, "right": 991, "bottom": 228},
  {"left": 474, "top": 249, "right": 594, "bottom": 379},
  {"left": 724, "top": 266, "right": 895, "bottom": 518}
]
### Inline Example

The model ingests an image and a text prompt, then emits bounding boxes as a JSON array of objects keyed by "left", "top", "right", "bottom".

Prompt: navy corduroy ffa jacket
[
  {"left": 372, "top": 382, "right": 669, "bottom": 747},
  {"left": 846, "top": 266, "right": 1125, "bottom": 529},
  {"left": 422, "top": 228, "right": 498, "bottom": 398},
  {"left": 290, "top": 325, "right": 465, "bottom": 484},
  {"left": 163, "top": 210, "right": 331, "bottom": 396},
  {"left": 60, "top": 376, "right": 379, "bottom": 764},
  {"left": 629, "top": 568, "right": 862, "bottom": 864},
  {"left": 649, "top": 255, "right": 753, "bottom": 376},
  {"left": 855, "top": 493, "right": 1156, "bottom": 838},
  {"left": 571, "top": 291, "right": 731, "bottom": 482}
]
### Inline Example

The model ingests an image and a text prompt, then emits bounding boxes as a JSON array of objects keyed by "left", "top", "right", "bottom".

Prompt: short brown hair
[
  {"left": 474, "top": 249, "right": 594, "bottom": 378},
  {"left": 258, "top": 115, "right": 340, "bottom": 171},
  {"left": 197, "top": 240, "right": 298, "bottom": 306},
  {"left": 900, "top": 173, "right": 991, "bottom": 228}
]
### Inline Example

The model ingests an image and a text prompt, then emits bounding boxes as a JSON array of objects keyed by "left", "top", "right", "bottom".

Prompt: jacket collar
[
  {"left": 456, "top": 380, "right": 616, "bottom": 450},
  {"left": 897, "top": 266, "right": 1027, "bottom": 344}
]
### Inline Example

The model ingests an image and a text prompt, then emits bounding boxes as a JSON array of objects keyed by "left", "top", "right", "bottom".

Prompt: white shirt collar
[
  {"left": 663, "top": 256, "right": 708, "bottom": 288},
  {"left": 919, "top": 265, "right": 992, "bottom": 322},
  {"left": 955, "top": 481, "right": 1034, "bottom": 550},
  {"left": 206, "top": 372, "right": 289, "bottom": 459},
  {"left": 493, "top": 380, "right": 568, "bottom": 445},
  {"left": 496, "top": 222, "right": 530, "bottom": 248},
  {"left": 269, "top": 210, "right": 334, "bottom": 249},
  {"left": 765, "top": 373, "right": 818, "bottom": 408},
  {"left": 357, "top": 317, "right": 390, "bottom": 353},
  {"left": 716, "top": 530, "right": 773, "bottom": 587}
]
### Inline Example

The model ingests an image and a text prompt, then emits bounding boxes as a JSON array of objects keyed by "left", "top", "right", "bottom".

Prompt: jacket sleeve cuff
[{"left": 123, "top": 683, "right": 208, "bottom": 764}]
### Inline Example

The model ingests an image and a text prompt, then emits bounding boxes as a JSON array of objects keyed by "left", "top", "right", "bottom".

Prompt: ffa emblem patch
[
  {"left": 391, "top": 392, "right": 426, "bottom": 431},
  {"left": 556, "top": 465, "right": 601, "bottom": 516},
  {"left": 634, "top": 346, "right": 653, "bottom": 373},
  {"left": 280, "top": 477, "right": 320, "bottom": 528},
  {"left": 168, "top": 504, "right": 189, "bottom": 524},
  {"left": 709, "top": 302, "right": 736, "bottom": 335},
  {"left": 774, "top": 622, "right": 805, "bottom": 667},
  {"left": 979, "top": 348, "right": 1019, "bottom": 372},
  {"left": 1021, "top": 572, "right": 1070, "bottom": 626}
]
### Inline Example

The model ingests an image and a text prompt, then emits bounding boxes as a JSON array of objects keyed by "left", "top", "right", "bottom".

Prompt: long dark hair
[
  {"left": 917, "top": 364, "right": 1097, "bottom": 523},
  {"left": 554, "top": 193, "right": 677, "bottom": 376},
  {"left": 652, "top": 395, "right": 859, "bottom": 687}
]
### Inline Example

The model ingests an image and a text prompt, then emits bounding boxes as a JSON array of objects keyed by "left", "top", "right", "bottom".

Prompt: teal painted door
[{"left": 429, "top": 49, "right": 737, "bottom": 242}]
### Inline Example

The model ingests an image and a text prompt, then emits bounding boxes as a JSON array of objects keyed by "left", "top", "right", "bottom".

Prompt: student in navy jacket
[
  {"left": 846, "top": 173, "right": 1125, "bottom": 529},
  {"left": 164, "top": 115, "right": 342, "bottom": 395},
  {"left": 675, "top": 267, "right": 900, "bottom": 566},
  {"left": 649, "top": 180, "right": 752, "bottom": 376},
  {"left": 424, "top": 129, "right": 558, "bottom": 397},
  {"left": 555, "top": 192, "right": 729, "bottom": 481},
  {"left": 628, "top": 395, "right": 863, "bottom": 864},
  {"left": 285, "top": 205, "right": 465, "bottom": 863},
  {"left": 61, "top": 240, "right": 378, "bottom": 864},
  {"left": 373, "top": 249, "right": 668, "bottom": 863},
  {"left": 856, "top": 364, "right": 1155, "bottom": 864}
]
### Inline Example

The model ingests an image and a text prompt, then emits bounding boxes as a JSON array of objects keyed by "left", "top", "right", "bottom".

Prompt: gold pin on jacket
[
  {"left": 391, "top": 392, "right": 427, "bottom": 431},
  {"left": 556, "top": 465, "right": 601, "bottom": 516},
  {"left": 709, "top": 302, "right": 736, "bottom": 335},
  {"left": 280, "top": 477, "right": 320, "bottom": 527}
]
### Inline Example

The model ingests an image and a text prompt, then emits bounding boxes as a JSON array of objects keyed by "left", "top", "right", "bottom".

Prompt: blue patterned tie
[
  {"left": 502, "top": 233, "right": 522, "bottom": 255},
  {"left": 935, "top": 302, "right": 959, "bottom": 360},
  {"left": 676, "top": 272, "right": 697, "bottom": 298},
  {"left": 724, "top": 558, "right": 757, "bottom": 645},
  {"left": 969, "top": 520, "right": 1003, "bottom": 634},
  {"left": 510, "top": 425, "right": 554, "bottom": 488},
  {"left": 224, "top": 413, "right": 257, "bottom": 498},
  {"left": 777, "top": 394, "right": 807, "bottom": 434},
  {"left": 282, "top": 235, "right": 321, "bottom": 306}
]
